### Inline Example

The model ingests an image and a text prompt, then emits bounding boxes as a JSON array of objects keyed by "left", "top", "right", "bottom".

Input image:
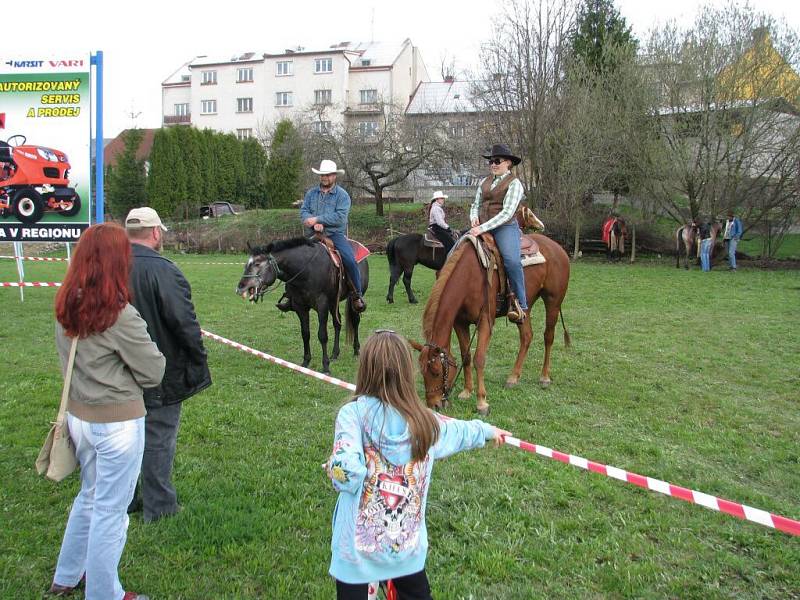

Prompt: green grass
[
  {"left": 739, "top": 234, "right": 800, "bottom": 260},
  {"left": 1, "top": 253, "right": 798, "bottom": 599}
]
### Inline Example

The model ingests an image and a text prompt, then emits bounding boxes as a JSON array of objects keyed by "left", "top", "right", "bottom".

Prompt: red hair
[{"left": 55, "top": 223, "right": 132, "bottom": 337}]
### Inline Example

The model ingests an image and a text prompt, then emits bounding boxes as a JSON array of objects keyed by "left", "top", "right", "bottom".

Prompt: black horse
[
  {"left": 386, "top": 232, "right": 457, "bottom": 304},
  {"left": 236, "top": 238, "right": 369, "bottom": 374}
]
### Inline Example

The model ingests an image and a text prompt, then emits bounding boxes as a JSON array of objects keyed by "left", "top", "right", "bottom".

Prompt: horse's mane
[
  {"left": 422, "top": 242, "right": 471, "bottom": 339},
  {"left": 251, "top": 237, "right": 314, "bottom": 256}
]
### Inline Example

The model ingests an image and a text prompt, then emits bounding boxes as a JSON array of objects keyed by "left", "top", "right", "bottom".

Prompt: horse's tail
[
  {"left": 560, "top": 309, "right": 571, "bottom": 347},
  {"left": 345, "top": 297, "right": 356, "bottom": 344},
  {"left": 387, "top": 238, "right": 397, "bottom": 268}
]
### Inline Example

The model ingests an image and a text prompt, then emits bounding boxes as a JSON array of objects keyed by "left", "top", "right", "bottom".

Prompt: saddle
[
  {"left": 315, "top": 235, "right": 370, "bottom": 269},
  {"left": 422, "top": 231, "right": 444, "bottom": 248},
  {"left": 462, "top": 233, "right": 546, "bottom": 317}
]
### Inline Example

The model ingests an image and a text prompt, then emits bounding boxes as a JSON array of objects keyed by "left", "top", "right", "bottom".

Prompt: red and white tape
[
  {"left": 201, "top": 328, "right": 800, "bottom": 537},
  {"left": 0, "top": 281, "right": 62, "bottom": 287},
  {"left": 0, "top": 255, "right": 68, "bottom": 262},
  {"left": 178, "top": 261, "right": 243, "bottom": 266}
]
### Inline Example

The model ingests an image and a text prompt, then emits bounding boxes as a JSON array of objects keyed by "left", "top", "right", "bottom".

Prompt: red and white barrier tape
[
  {"left": 201, "top": 328, "right": 800, "bottom": 537},
  {"left": 177, "top": 261, "right": 242, "bottom": 266},
  {"left": 201, "top": 330, "right": 356, "bottom": 392},
  {"left": 0, "top": 255, "right": 68, "bottom": 262},
  {"left": 0, "top": 281, "right": 62, "bottom": 287}
]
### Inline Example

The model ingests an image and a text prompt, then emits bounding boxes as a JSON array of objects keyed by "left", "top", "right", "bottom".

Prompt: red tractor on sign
[{"left": 0, "top": 134, "right": 81, "bottom": 224}]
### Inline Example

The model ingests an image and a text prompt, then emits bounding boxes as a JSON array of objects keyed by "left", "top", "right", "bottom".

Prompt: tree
[
  {"left": 643, "top": 4, "right": 800, "bottom": 240},
  {"left": 265, "top": 120, "right": 303, "bottom": 208},
  {"left": 306, "top": 102, "right": 455, "bottom": 216},
  {"left": 470, "top": 0, "right": 578, "bottom": 200},
  {"left": 241, "top": 137, "right": 268, "bottom": 208},
  {"left": 106, "top": 128, "right": 146, "bottom": 219},
  {"left": 572, "top": 0, "right": 637, "bottom": 79}
]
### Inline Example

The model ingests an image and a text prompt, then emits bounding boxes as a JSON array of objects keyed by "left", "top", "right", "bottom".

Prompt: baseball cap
[{"left": 125, "top": 207, "right": 168, "bottom": 231}]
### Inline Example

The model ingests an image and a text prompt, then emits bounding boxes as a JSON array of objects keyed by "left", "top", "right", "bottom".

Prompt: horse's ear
[{"left": 407, "top": 339, "right": 424, "bottom": 352}]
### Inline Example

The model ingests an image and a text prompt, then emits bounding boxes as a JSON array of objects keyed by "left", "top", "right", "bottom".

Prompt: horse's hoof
[
  {"left": 476, "top": 405, "right": 490, "bottom": 417},
  {"left": 458, "top": 389, "right": 471, "bottom": 400},
  {"left": 441, "top": 399, "right": 451, "bottom": 410},
  {"left": 302, "top": 360, "right": 311, "bottom": 368},
  {"left": 539, "top": 377, "right": 551, "bottom": 388},
  {"left": 331, "top": 353, "right": 340, "bottom": 361},
  {"left": 409, "top": 298, "right": 418, "bottom": 305},
  {"left": 505, "top": 378, "right": 519, "bottom": 388},
  {"left": 387, "top": 297, "right": 394, "bottom": 304}
]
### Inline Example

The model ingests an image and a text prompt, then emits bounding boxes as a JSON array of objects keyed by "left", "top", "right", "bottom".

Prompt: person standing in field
[{"left": 324, "top": 330, "right": 510, "bottom": 599}]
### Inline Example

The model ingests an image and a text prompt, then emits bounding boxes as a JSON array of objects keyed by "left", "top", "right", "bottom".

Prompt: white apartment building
[{"left": 161, "top": 39, "right": 430, "bottom": 140}]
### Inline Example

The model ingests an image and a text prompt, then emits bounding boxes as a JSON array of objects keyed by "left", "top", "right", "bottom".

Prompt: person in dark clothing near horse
[
  {"left": 299, "top": 160, "right": 366, "bottom": 313},
  {"left": 125, "top": 207, "right": 212, "bottom": 523},
  {"left": 427, "top": 190, "right": 456, "bottom": 254}
]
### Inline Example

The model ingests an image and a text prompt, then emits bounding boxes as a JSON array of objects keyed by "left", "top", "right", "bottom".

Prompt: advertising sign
[{"left": 0, "top": 56, "right": 92, "bottom": 242}]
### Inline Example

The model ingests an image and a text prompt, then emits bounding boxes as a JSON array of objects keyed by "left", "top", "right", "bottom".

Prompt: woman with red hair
[{"left": 49, "top": 223, "right": 165, "bottom": 600}]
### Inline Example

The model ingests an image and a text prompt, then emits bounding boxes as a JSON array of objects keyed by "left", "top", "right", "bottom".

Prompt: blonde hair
[{"left": 355, "top": 331, "right": 440, "bottom": 461}]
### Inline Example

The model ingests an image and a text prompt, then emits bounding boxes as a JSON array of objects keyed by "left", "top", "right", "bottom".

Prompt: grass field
[{"left": 1, "top": 252, "right": 798, "bottom": 599}]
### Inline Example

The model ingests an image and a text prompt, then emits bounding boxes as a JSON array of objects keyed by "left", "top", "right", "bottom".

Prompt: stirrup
[
  {"left": 507, "top": 297, "right": 526, "bottom": 324},
  {"left": 351, "top": 294, "right": 366, "bottom": 313}
]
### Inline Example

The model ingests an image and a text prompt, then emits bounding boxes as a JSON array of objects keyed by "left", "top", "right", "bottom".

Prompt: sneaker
[
  {"left": 122, "top": 593, "right": 150, "bottom": 600},
  {"left": 275, "top": 297, "right": 292, "bottom": 312}
]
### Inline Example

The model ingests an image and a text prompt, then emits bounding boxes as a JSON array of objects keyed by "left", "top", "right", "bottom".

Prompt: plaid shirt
[{"left": 470, "top": 172, "right": 525, "bottom": 233}]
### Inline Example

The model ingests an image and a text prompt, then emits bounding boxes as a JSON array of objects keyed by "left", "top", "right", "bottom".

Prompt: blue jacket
[
  {"left": 300, "top": 184, "right": 351, "bottom": 235},
  {"left": 725, "top": 217, "right": 743, "bottom": 240},
  {"left": 326, "top": 395, "right": 495, "bottom": 584}
]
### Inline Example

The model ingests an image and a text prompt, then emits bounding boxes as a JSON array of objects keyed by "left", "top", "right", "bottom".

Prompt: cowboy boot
[
  {"left": 275, "top": 292, "right": 292, "bottom": 312},
  {"left": 344, "top": 275, "right": 366, "bottom": 313},
  {"left": 506, "top": 293, "right": 526, "bottom": 324}
]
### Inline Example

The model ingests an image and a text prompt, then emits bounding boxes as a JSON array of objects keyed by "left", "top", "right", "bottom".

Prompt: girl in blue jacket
[{"left": 325, "top": 330, "right": 509, "bottom": 599}]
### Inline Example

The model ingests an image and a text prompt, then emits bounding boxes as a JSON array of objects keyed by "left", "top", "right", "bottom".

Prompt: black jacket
[{"left": 130, "top": 244, "right": 212, "bottom": 407}]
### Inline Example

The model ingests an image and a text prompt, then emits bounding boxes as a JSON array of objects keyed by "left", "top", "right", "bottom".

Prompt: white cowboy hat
[
  {"left": 430, "top": 190, "right": 448, "bottom": 202},
  {"left": 311, "top": 159, "right": 344, "bottom": 175}
]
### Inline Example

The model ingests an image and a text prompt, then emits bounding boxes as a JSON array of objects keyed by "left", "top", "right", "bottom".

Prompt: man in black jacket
[{"left": 125, "top": 207, "right": 212, "bottom": 522}]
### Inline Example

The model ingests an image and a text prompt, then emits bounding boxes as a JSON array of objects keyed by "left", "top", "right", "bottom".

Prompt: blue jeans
[
  {"left": 491, "top": 221, "right": 527, "bottom": 310},
  {"left": 327, "top": 231, "right": 362, "bottom": 295},
  {"left": 54, "top": 415, "right": 145, "bottom": 600},
  {"left": 727, "top": 238, "right": 738, "bottom": 269},
  {"left": 700, "top": 238, "right": 713, "bottom": 271}
]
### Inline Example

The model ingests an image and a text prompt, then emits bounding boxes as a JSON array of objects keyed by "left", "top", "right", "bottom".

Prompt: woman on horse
[
  {"left": 468, "top": 143, "right": 529, "bottom": 324},
  {"left": 427, "top": 190, "right": 455, "bottom": 254}
]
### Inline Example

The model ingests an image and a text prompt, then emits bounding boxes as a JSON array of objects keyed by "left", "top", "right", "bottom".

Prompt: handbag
[{"left": 35, "top": 336, "right": 79, "bottom": 482}]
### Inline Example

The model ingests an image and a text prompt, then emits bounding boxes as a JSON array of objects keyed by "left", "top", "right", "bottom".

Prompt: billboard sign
[{"left": 0, "top": 56, "right": 92, "bottom": 242}]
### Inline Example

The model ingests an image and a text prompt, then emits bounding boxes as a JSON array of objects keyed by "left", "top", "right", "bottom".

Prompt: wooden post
[{"left": 630, "top": 225, "right": 636, "bottom": 263}]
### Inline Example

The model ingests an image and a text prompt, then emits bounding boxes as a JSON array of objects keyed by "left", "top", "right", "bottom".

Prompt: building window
[
  {"left": 237, "top": 67, "right": 253, "bottom": 82},
  {"left": 361, "top": 59, "right": 371, "bottom": 67},
  {"left": 314, "top": 89, "right": 332, "bottom": 105},
  {"left": 358, "top": 121, "right": 378, "bottom": 137},
  {"left": 315, "top": 57, "right": 332, "bottom": 73},
  {"left": 359, "top": 89, "right": 378, "bottom": 104},
  {"left": 276, "top": 61, "right": 292, "bottom": 76},
  {"left": 276, "top": 92, "right": 293, "bottom": 107},
  {"left": 174, "top": 103, "right": 190, "bottom": 117},
  {"left": 236, "top": 128, "right": 253, "bottom": 140},
  {"left": 313, "top": 120, "right": 331, "bottom": 134},
  {"left": 201, "top": 70, "right": 217, "bottom": 85},
  {"left": 200, "top": 99, "right": 217, "bottom": 114},
  {"left": 450, "top": 122, "right": 465, "bottom": 138},
  {"left": 237, "top": 97, "right": 253, "bottom": 113}
]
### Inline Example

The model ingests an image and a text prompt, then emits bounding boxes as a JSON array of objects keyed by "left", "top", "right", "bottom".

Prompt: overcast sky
[{"left": 4, "top": 0, "right": 798, "bottom": 138}]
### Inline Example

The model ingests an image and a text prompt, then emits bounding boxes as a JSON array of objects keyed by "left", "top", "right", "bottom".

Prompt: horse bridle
[
  {"left": 240, "top": 254, "right": 284, "bottom": 301},
  {"left": 423, "top": 342, "right": 459, "bottom": 402}
]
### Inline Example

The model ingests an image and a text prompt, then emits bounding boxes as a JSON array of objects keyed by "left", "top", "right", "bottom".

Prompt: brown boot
[{"left": 506, "top": 296, "right": 527, "bottom": 324}]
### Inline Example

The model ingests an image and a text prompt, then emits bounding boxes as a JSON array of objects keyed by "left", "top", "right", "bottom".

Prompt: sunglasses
[{"left": 487, "top": 158, "right": 506, "bottom": 165}]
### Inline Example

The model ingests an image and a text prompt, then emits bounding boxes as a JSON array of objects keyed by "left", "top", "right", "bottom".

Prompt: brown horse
[
  {"left": 675, "top": 222, "right": 699, "bottom": 269},
  {"left": 412, "top": 234, "right": 570, "bottom": 415}
]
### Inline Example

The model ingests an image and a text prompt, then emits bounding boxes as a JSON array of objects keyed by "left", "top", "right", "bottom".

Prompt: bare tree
[
  {"left": 303, "top": 102, "right": 458, "bottom": 215},
  {"left": 643, "top": 4, "right": 800, "bottom": 242}
]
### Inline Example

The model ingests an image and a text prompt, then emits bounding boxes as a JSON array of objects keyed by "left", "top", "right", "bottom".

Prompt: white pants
[{"left": 53, "top": 415, "right": 145, "bottom": 600}]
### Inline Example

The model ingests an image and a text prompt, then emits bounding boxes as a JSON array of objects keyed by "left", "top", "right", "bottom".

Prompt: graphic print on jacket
[{"left": 356, "top": 445, "right": 429, "bottom": 555}]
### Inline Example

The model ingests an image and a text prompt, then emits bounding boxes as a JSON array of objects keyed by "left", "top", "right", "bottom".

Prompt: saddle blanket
[
  {"left": 320, "top": 238, "right": 370, "bottom": 269},
  {"left": 462, "top": 234, "right": 546, "bottom": 268}
]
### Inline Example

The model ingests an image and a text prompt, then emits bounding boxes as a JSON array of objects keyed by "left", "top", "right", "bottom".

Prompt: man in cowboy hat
[
  {"left": 469, "top": 143, "right": 529, "bottom": 324},
  {"left": 427, "top": 190, "right": 455, "bottom": 253},
  {"left": 299, "top": 159, "right": 365, "bottom": 312}
]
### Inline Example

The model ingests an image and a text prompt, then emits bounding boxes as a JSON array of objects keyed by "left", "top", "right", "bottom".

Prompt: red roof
[{"left": 103, "top": 128, "right": 157, "bottom": 168}]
